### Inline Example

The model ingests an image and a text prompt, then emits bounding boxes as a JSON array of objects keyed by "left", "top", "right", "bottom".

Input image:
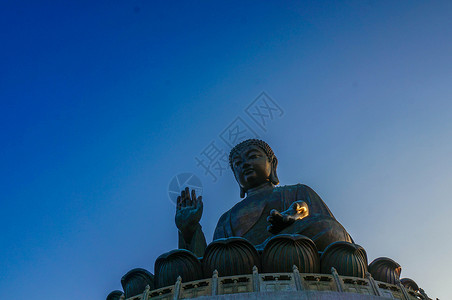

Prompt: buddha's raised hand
[
  {"left": 175, "top": 187, "right": 203, "bottom": 240},
  {"left": 266, "top": 201, "right": 309, "bottom": 234}
]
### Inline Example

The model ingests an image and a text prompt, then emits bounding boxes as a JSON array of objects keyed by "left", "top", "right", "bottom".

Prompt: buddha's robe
[{"left": 213, "top": 184, "right": 352, "bottom": 251}]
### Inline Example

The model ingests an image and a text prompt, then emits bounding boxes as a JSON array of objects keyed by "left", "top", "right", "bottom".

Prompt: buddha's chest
[{"left": 229, "top": 190, "right": 293, "bottom": 245}]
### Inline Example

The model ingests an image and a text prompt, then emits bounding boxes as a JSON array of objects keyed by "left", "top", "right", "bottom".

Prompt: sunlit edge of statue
[{"left": 175, "top": 139, "right": 352, "bottom": 257}]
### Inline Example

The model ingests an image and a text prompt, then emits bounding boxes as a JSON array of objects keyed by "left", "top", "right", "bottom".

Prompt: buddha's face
[{"left": 231, "top": 145, "right": 272, "bottom": 191}]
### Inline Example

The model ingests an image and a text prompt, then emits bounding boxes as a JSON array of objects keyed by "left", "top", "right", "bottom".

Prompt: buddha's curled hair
[{"left": 229, "top": 139, "right": 276, "bottom": 170}]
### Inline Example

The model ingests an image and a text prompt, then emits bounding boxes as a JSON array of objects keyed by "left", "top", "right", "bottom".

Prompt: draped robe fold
[{"left": 213, "top": 184, "right": 352, "bottom": 251}]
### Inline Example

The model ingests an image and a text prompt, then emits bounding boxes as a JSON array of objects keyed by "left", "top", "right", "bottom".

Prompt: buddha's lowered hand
[{"left": 267, "top": 201, "right": 309, "bottom": 234}]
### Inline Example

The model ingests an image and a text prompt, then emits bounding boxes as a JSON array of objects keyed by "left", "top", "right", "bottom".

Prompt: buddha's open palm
[
  {"left": 267, "top": 201, "right": 309, "bottom": 234},
  {"left": 175, "top": 187, "right": 203, "bottom": 238}
]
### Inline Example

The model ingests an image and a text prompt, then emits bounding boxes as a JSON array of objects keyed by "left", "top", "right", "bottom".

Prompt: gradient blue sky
[{"left": 1, "top": 1, "right": 451, "bottom": 299}]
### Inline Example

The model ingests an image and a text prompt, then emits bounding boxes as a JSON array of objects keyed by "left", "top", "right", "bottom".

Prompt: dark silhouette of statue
[
  {"left": 175, "top": 139, "right": 352, "bottom": 257},
  {"left": 108, "top": 139, "right": 431, "bottom": 300}
]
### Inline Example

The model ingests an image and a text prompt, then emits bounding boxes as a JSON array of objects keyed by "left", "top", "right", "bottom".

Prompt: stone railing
[{"left": 122, "top": 266, "right": 427, "bottom": 300}]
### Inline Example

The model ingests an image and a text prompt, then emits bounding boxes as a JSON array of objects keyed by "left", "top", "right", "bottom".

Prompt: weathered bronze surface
[
  {"left": 261, "top": 234, "right": 319, "bottom": 273},
  {"left": 154, "top": 249, "right": 203, "bottom": 288},
  {"left": 202, "top": 237, "right": 260, "bottom": 277},
  {"left": 320, "top": 241, "right": 368, "bottom": 278},
  {"left": 107, "top": 139, "right": 432, "bottom": 299},
  {"left": 106, "top": 290, "right": 123, "bottom": 300},
  {"left": 175, "top": 139, "right": 352, "bottom": 255},
  {"left": 121, "top": 268, "right": 154, "bottom": 298},
  {"left": 368, "top": 257, "right": 402, "bottom": 285},
  {"left": 400, "top": 278, "right": 419, "bottom": 291}
]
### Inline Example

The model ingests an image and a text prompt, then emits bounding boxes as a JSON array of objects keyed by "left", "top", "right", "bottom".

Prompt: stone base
[{"left": 193, "top": 291, "right": 391, "bottom": 299}]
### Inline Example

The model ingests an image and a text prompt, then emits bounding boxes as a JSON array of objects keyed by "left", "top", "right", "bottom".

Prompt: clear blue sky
[{"left": 1, "top": 1, "right": 451, "bottom": 299}]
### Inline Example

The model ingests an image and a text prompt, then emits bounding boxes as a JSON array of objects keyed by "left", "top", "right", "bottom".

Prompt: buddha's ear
[
  {"left": 270, "top": 156, "right": 279, "bottom": 185},
  {"left": 240, "top": 187, "right": 246, "bottom": 198}
]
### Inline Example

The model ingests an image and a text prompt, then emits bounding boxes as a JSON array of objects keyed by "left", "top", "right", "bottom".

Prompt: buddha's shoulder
[
  {"left": 274, "top": 183, "right": 313, "bottom": 192},
  {"left": 217, "top": 209, "right": 230, "bottom": 225}
]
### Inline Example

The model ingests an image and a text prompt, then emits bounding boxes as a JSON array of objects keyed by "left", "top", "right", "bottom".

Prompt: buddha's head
[{"left": 229, "top": 139, "right": 279, "bottom": 197}]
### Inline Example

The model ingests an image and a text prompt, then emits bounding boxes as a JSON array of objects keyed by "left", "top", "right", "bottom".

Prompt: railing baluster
[
  {"left": 252, "top": 266, "right": 260, "bottom": 292},
  {"left": 331, "top": 267, "right": 345, "bottom": 292},
  {"left": 365, "top": 272, "right": 382, "bottom": 296},
  {"left": 292, "top": 265, "right": 303, "bottom": 291},
  {"left": 173, "top": 276, "right": 182, "bottom": 300},
  {"left": 211, "top": 270, "right": 219, "bottom": 295}
]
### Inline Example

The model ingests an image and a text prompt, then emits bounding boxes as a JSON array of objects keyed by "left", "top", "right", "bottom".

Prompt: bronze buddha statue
[
  {"left": 175, "top": 139, "right": 352, "bottom": 257},
  {"left": 109, "top": 140, "right": 430, "bottom": 299}
]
